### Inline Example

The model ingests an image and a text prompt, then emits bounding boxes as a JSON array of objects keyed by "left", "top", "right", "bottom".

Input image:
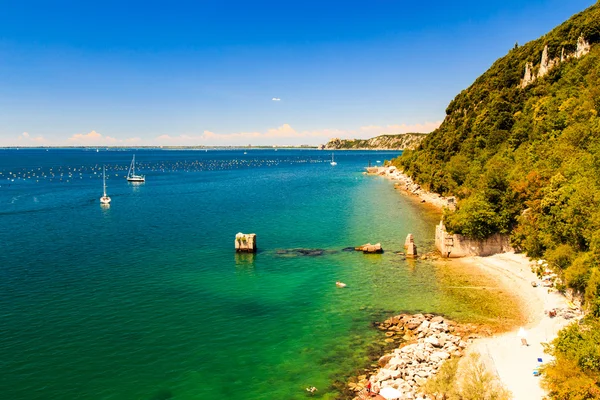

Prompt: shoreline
[
  {"left": 353, "top": 168, "right": 580, "bottom": 399},
  {"left": 347, "top": 253, "right": 580, "bottom": 400},
  {"left": 365, "top": 166, "right": 454, "bottom": 210},
  {"left": 349, "top": 252, "right": 579, "bottom": 400},
  {"left": 459, "top": 253, "right": 578, "bottom": 400}
]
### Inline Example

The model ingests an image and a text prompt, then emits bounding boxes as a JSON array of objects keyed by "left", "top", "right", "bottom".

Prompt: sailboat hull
[{"left": 127, "top": 155, "right": 145, "bottom": 182}]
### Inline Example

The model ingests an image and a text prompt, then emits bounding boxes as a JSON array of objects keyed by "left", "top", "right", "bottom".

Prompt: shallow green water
[{"left": 0, "top": 149, "right": 486, "bottom": 400}]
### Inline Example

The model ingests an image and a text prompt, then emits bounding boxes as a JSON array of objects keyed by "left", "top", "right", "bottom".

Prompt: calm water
[{"left": 0, "top": 148, "right": 465, "bottom": 399}]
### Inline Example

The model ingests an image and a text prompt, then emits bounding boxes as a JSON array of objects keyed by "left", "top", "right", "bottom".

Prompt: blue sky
[{"left": 0, "top": 0, "right": 595, "bottom": 146}]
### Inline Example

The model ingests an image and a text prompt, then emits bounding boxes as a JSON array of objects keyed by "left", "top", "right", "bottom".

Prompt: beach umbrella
[{"left": 379, "top": 386, "right": 403, "bottom": 400}]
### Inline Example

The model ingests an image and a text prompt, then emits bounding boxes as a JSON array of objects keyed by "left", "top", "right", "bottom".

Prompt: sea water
[{"left": 0, "top": 148, "right": 475, "bottom": 399}]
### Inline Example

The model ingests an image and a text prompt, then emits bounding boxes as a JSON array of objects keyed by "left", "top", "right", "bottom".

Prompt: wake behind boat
[{"left": 127, "top": 154, "right": 145, "bottom": 182}]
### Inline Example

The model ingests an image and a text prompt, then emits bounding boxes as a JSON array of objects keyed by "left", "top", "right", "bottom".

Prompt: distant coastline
[
  {"left": 0, "top": 145, "right": 320, "bottom": 149},
  {"left": 323, "top": 133, "right": 427, "bottom": 151}
]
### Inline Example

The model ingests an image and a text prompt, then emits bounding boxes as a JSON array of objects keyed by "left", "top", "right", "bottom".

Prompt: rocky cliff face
[
  {"left": 324, "top": 133, "right": 426, "bottom": 150},
  {"left": 521, "top": 35, "right": 591, "bottom": 88}
]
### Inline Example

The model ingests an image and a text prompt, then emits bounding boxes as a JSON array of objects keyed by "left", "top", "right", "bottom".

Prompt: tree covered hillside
[
  {"left": 396, "top": 5, "right": 600, "bottom": 396},
  {"left": 397, "top": 2, "right": 600, "bottom": 253}
]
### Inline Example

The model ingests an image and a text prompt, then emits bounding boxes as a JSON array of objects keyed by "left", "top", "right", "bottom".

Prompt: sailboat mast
[
  {"left": 128, "top": 155, "right": 133, "bottom": 178},
  {"left": 103, "top": 166, "right": 107, "bottom": 197}
]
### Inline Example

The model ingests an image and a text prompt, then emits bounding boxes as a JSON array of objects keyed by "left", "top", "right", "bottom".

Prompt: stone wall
[{"left": 435, "top": 221, "right": 512, "bottom": 258}]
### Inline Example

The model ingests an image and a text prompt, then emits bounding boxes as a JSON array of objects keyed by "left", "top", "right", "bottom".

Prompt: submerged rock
[{"left": 275, "top": 248, "right": 336, "bottom": 257}]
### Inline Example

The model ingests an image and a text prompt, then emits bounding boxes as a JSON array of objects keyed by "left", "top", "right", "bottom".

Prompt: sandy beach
[{"left": 455, "top": 252, "right": 578, "bottom": 400}]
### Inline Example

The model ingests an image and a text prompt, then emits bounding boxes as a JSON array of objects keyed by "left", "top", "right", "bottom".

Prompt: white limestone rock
[{"left": 576, "top": 35, "right": 591, "bottom": 58}]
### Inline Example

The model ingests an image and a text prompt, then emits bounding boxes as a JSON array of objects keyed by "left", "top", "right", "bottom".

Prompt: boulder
[
  {"left": 378, "top": 354, "right": 393, "bottom": 367},
  {"left": 405, "top": 319, "right": 421, "bottom": 330},
  {"left": 363, "top": 243, "right": 384, "bottom": 254},
  {"left": 430, "top": 351, "right": 450, "bottom": 362},
  {"left": 424, "top": 336, "right": 441, "bottom": 348}
]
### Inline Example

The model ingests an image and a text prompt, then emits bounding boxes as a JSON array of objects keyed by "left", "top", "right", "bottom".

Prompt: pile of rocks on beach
[
  {"left": 365, "top": 166, "right": 455, "bottom": 210},
  {"left": 348, "top": 313, "right": 482, "bottom": 400}
]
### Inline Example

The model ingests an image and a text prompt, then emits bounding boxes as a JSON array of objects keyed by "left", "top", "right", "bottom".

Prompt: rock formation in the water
[
  {"left": 355, "top": 242, "right": 384, "bottom": 253},
  {"left": 404, "top": 234, "right": 418, "bottom": 258},
  {"left": 521, "top": 35, "right": 591, "bottom": 88},
  {"left": 235, "top": 233, "right": 257, "bottom": 253}
]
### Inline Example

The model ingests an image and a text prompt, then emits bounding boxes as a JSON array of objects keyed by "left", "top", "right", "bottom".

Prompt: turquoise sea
[{"left": 0, "top": 149, "right": 462, "bottom": 399}]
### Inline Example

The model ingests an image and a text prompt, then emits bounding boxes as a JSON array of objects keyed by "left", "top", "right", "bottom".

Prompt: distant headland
[{"left": 321, "top": 133, "right": 427, "bottom": 150}]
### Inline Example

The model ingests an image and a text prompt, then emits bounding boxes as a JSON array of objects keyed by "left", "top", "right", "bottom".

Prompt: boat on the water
[
  {"left": 100, "top": 165, "right": 111, "bottom": 204},
  {"left": 330, "top": 153, "right": 337, "bottom": 166},
  {"left": 335, "top": 281, "right": 346, "bottom": 288},
  {"left": 126, "top": 154, "right": 145, "bottom": 182}
]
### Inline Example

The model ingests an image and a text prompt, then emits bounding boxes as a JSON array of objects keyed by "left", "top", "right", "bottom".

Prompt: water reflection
[{"left": 234, "top": 253, "right": 256, "bottom": 275}]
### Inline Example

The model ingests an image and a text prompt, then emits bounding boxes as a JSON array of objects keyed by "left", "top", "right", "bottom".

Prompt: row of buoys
[{"left": 1, "top": 157, "right": 333, "bottom": 185}]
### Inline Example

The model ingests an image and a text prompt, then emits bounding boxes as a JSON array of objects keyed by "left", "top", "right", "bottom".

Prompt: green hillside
[
  {"left": 394, "top": 4, "right": 600, "bottom": 397},
  {"left": 397, "top": 2, "right": 600, "bottom": 255}
]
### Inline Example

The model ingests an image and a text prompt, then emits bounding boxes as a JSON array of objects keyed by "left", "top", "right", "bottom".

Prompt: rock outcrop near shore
[
  {"left": 324, "top": 134, "right": 426, "bottom": 150},
  {"left": 348, "top": 313, "right": 481, "bottom": 400}
]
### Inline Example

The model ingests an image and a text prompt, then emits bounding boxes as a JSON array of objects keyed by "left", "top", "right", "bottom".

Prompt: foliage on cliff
[
  {"left": 394, "top": 5, "right": 600, "bottom": 396},
  {"left": 394, "top": 2, "right": 600, "bottom": 288},
  {"left": 325, "top": 133, "right": 426, "bottom": 150}
]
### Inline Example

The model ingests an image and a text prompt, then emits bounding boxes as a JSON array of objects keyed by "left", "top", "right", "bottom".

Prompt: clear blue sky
[{"left": 0, "top": 0, "right": 595, "bottom": 146}]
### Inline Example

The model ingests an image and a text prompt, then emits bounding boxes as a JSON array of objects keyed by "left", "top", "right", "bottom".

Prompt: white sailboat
[
  {"left": 330, "top": 153, "right": 337, "bottom": 166},
  {"left": 100, "top": 165, "right": 111, "bottom": 204},
  {"left": 127, "top": 154, "right": 145, "bottom": 182}
]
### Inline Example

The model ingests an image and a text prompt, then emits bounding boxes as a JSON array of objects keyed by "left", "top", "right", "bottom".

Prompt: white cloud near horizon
[
  {"left": 67, "top": 130, "right": 142, "bottom": 146},
  {"left": 6, "top": 132, "right": 49, "bottom": 146},
  {"left": 0, "top": 121, "right": 441, "bottom": 147},
  {"left": 152, "top": 124, "right": 350, "bottom": 146}
]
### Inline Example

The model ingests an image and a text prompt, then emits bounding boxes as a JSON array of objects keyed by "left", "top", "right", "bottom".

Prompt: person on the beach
[
  {"left": 366, "top": 381, "right": 372, "bottom": 392},
  {"left": 518, "top": 327, "right": 528, "bottom": 346}
]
